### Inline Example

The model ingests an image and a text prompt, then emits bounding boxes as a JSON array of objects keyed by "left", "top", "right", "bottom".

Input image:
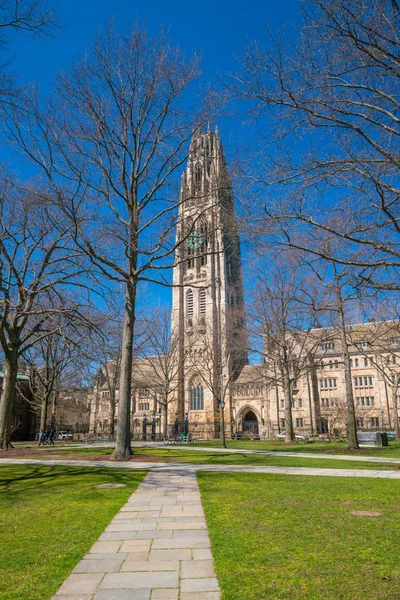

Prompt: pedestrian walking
[
  {"left": 38, "top": 430, "right": 46, "bottom": 446},
  {"left": 49, "top": 428, "right": 55, "bottom": 445}
]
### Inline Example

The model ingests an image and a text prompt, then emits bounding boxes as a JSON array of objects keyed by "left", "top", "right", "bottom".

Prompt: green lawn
[
  {"left": 0, "top": 465, "right": 146, "bottom": 600},
  {"left": 198, "top": 472, "right": 400, "bottom": 600},
  {"left": 195, "top": 439, "right": 400, "bottom": 458},
  {"left": 25, "top": 446, "right": 400, "bottom": 470},
  {"left": 17, "top": 438, "right": 400, "bottom": 458}
]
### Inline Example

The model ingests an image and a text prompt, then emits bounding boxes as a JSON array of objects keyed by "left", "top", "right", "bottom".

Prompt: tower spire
[{"left": 171, "top": 127, "right": 248, "bottom": 440}]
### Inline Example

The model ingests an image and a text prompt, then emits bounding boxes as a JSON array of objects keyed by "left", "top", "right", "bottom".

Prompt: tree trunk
[
  {"left": 392, "top": 375, "right": 400, "bottom": 441},
  {"left": 220, "top": 400, "right": 227, "bottom": 448},
  {"left": 336, "top": 290, "right": 358, "bottom": 450},
  {"left": 274, "top": 363, "right": 280, "bottom": 434},
  {"left": 40, "top": 393, "right": 50, "bottom": 432},
  {"left": 113, "top": 282, "right": 136, "bottom": 460},
  {"left": 306, "top": 370, "right": 314, "bottom": 438},
  {"left": 0, "top": 351, "right": 18, "bottom": 449},
  {"left": 163, "top": 400, "right": 168, "bottom": 438},
  {"left": 110, "top": 396, "right": 115, "bottom": 436},
  {"left": 282, "top": 367, "right": 295, "bottom": 443}
]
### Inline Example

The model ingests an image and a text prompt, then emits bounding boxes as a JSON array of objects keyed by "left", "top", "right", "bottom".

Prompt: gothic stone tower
[{"left": 170, "top": 127, "right": 247, "bottom": 439}]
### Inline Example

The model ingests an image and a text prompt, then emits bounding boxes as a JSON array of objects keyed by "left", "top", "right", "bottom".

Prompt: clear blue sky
[
  {"left": 13, "top": 0, "right": 300, "bottom": 87},
  {"left": 10, "top": 0, "right": 301, "bottom": 312}
]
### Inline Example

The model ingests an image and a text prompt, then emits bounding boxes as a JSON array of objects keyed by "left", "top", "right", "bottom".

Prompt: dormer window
[
  {"left": 321, "top": 342, "right": 334, "bottom": 352},
  {"left": 357, "top": 341, "right": 369, "bottom": 349}
]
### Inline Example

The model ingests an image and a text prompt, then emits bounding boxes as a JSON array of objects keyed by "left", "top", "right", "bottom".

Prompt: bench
[
  {"left": 357, "top": 431, "right": 388, "bottom": 447},
  {"left": 83, "top": 435, "right": 101, "bottom": 443},
  {"left": 163, "top": 435, "right": 180, "bottom": 445}
]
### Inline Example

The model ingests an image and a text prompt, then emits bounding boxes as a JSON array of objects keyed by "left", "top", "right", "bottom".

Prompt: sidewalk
[
  {"left": 25, "top": 441, "right": 400, "bottom": 465},
  {"left": 2, "top": 457, "right": 400, "bottom": 478},
  {"left": 52, "top": 470, "right": 220, "bottom": 600}
]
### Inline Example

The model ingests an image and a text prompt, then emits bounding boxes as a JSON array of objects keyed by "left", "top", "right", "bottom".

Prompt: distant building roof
[{"left": 0, "top": 372, "right": 30, "bottom": 381}]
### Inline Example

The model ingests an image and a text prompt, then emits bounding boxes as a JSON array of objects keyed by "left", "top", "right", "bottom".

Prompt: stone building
[
  {"left": 0, "top": 372, "right": 37, "bottom": 441},
  {"left": 89, "top": 129, "right": 400, "bottom": 440}
]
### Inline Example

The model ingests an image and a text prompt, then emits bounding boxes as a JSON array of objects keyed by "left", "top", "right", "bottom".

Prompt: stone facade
[
  {"left": 89, "top": 130, "right": 400, "bottom": 440},
  {"left": 168, "top": 127, "right": 247, "bottom": 440}
]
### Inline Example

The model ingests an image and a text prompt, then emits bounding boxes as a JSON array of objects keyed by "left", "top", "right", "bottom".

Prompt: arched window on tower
[
  {"left": 227, "top": 260, "right": 232, "bottom": 281},
  {"left": 187, "top": 289, "right": 193, "bottom": 325},
  {"left": 199, "top": 289, "right": 206, "bottom": 321},
  {"left": 185, "top": 220, "right": 195, "bottom": 270},
  {"left": 194, "top": 162, "right": 202, "bottom": 188},
  {"left": 189, "top": 380, "right": 204, "bottom": 411},
  {"left": 199, "top": 220, "right": 208, "bottom": 267},
  {"left": 230, "top": 292, "right": 235, "bottom": 309}
]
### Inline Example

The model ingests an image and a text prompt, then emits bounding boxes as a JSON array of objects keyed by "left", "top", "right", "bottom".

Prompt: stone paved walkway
[
  {"left": 5, "top": 457, "right": 400, "bottom": 599},
  {"left": 28, "top": 441, "right": 400, "bottom": 464},
  {"left": 52, "top": 469, "right": 220, "bottom": 600}
]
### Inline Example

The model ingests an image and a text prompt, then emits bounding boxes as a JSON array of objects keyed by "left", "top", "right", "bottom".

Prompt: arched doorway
[{"left": 242, "top": 410, "right": 259, "bottom": 434}]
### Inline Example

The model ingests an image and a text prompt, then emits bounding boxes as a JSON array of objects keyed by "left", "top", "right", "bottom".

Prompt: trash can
[{"left": 376, "top": 432, "right": 388, "bottom": 446}]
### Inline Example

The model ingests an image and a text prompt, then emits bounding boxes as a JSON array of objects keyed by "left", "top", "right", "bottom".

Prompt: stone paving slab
[
  {"left": 52, "top": 596, "right": 93, "bottom": 600},
  {"left": 56, "top": 573, "right": 104, "bottom": 595},
  {"left": 151, "top": 591, "right": 178, "bottom": 599},
  {"left": 51, "top": 470, "right": 221, "bottom": 599},
  {"left": 180, "top": 593, "right": 220, "bottom": 600},
  {"left": 94, "top": 591, "right": 151, "bottom": 600}
]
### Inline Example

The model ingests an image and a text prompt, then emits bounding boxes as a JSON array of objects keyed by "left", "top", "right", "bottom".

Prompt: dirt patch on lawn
[{"left": 350, "top": 510, "right": 382, "bottom": 517}]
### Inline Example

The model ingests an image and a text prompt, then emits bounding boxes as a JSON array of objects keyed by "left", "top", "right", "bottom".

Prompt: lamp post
[
  {"left": 151, "top": 411, "right": 156, "bottom": 442},
  {"left": 158, "top": 407, "right": 162, "bottom": 439},
  {"left": 142, "top": 414, "right": 147, "bottom": 441},
  {"left": 174, "top": 412, "right": 179, "bottom": 436},
  {"left": 220, "top": 400, "right": 227, "bottom": 449},
  {"left": 184, "top": 412, "right": 189, "bottom": 436}
]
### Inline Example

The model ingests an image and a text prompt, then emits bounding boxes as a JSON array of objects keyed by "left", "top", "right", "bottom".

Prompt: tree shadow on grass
[{"left": 0, "top": 464, "right": 146, "bottom": 493}]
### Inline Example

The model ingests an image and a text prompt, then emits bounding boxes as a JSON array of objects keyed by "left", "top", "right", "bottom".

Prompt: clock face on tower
[{"left": 187, "top": 231, "right": 205, "bottom": 250}]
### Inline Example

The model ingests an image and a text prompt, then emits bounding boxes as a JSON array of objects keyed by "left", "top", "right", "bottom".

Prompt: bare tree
[
  {"left": 87, "top": 317, "right": 123, "bottom": 436},
  {"left": 230, "top": 0, "right": 400, "bottom": 293},
  {"left": 135, "top": 306, "right": 192, "bottom": 438},
  {"left": 0, "top": 0, "right": 58, "bottom": 98},
  {"left": 5, "top": 23, "right": 216, "bottom": 458},
  {"left": 190, "top": 306, "right": 247, "bottom": 448},
  {"left": 0, "top": 181, "right": 86, "bottom": 448},
  {"left": 311, "top": 261, "right": 361, "bottom": 448},
  {"left": 248, "top": 255, "right": 322, "bottom": 443},
  {"left": 24, "top": 332, "right": 72, "bottom": 432},
  {"left": 345, "top": 318, "right": 400, "bottom": 440},
  {"left": 22, "top": 312, "right": 95, "bottom": 433},
  {"left": 0, "top": 0, "right": 56, "bottom": 39}
]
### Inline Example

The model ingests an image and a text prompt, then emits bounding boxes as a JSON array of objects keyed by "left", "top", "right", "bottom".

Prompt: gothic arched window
[
  {"left": 187, "top": 236, "right": 194, "bottom": 269},
  {"left": 194, "top": 162, "right": 202, "bottom": 186},
  {"left": 187, "top": 289, "right": 193, "bottom": 324},
  {"left": 199, "top": 220, "right": 208, "bottom": 267},
  {"left": 199, "top": 289, "right": 206, "bottom": 317},
  {"left": 189, "top": 380, "right": 204, "bottom": 411}
]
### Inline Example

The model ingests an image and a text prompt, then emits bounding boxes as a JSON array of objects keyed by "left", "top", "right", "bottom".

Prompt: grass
[
  {"left": 0, "top": 464, "right": 146, "bottom": 600},
  {"left": 18, "top": 445, "right": 400, "bottom": 470},
  {"left": 198, "top": 472, "right": 400, "bottom": 600},
  {"left": 16, "top": 438, "right": 400, "bottom": 458},
  {"left": 195, "top": 439, "right": 400, "bottom": 458}
]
